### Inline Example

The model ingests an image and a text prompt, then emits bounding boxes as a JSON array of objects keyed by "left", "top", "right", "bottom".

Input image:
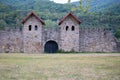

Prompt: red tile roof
[
  {"left": 58, "top": 12, "right": 81, "bottom": 25},
  {"left": 21, "top": 12, "right": 45, "bottom": 25}
]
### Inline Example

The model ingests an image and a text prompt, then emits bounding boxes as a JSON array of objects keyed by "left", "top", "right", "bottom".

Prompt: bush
[{"left": 115, "top": 29, "right": 120, "bottom": 41}]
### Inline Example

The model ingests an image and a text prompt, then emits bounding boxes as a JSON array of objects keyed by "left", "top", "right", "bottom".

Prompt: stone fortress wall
[
  {"left": 0, "top": 27, "right": 119, "bottom": 53},
  {"left": 0, "top": 28, "right": 23, "bottom": 53},
  {"left": 0, "top": 12, "right": 119, "bottom": 53},
  {"left": 79, "top": 28, "right": 118, "bottom": 52}
]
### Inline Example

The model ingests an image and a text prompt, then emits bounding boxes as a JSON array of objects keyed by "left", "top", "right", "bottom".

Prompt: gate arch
[{"left": 44, "top": 40, "right": 58, "bottom": 53}]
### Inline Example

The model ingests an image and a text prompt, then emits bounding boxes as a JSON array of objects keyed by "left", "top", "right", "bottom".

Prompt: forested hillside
[
  {"left": 0, "top": 0, "right": 72, "bottom": 29},
  {"left": 72, "top": 0, "right": 120, "bottom": 13},
  {"left": 0, "top": 0, "right": 120, "bottom": 34}
]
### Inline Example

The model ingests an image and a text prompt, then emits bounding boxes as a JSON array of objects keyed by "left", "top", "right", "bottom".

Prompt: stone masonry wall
[
  {"left": 79, "top": 28, "right": 118, "bottom": 52},
  {"left": 43, "top": 28, "right": 60, "bottom": 48},
  {"left": 0, "top": 29, "right": 23, "bottom": 53},
  {"left": 0, "top": 27, "right": 119, "bottom": 53}
]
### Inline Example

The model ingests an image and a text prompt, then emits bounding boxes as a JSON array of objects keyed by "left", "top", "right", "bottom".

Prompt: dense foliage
[
  {"left": 115, "top": 29, "right": 120, "bottom": 41},
  {"left": 0, "top": 0, "right": 120, "bottom": 39}
]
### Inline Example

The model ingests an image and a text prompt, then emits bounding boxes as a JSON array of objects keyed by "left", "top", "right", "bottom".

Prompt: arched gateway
[{"left": 44, "top": 40, "right": 58, "bottom": 53}]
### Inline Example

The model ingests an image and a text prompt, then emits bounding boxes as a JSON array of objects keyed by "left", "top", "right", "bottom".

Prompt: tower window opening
[
  {"left": 66, "top": 26, "right": 69, "bottom": 31},
  {"left": 35, "top": 25, "right": 38, "bottom": 30},
  {"left": 29, "top": 25, "right": 32, "bottom": 31},
  {"left": 72, "top": 26, "right": 75, "bottom": 31}
]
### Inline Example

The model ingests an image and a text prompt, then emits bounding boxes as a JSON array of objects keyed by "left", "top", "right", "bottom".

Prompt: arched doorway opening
[{"left": 44, "top": 40, "right": 58, "bottom": 53}]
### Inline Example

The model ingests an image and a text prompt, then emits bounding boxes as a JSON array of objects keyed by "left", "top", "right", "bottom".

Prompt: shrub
[{"left": 115, "top": 29, "right": 120, "bottom": 41}]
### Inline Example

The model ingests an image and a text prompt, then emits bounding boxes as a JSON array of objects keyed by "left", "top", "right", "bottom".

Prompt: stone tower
[
  {"left": 22, "top": 12, "right": 45, "bottom": 53},
  {"left": 58, "top": 12, "right": 81, "bottom": 52}
]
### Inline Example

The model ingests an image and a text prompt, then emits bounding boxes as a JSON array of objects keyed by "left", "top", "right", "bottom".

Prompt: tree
[
  {"left": 68, "top": 0, "right": 71, "bottom": 3},
  {"left": 68, "top": 0, "right": 90, "bottom": 13},
  {"left": 0, "top": 20, "right": 7, "bottom": 30},
  {"left": 45, "top": 20, "right": 57, "bottom": 29},
  {"left": 115, "top": 29, "right": 120, "bottom": 41}
]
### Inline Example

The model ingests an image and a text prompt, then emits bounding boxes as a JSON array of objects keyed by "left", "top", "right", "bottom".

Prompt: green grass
[{"left": 0, "top": 53, "right": 120, "bottom": 80}]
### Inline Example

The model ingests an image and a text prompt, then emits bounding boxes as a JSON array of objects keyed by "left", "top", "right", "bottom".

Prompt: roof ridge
[
  {"left": 58, "top": 12, "right": 81, "bottom": 25},
  {"left": 21, "top": 12, "right": 45, "bottom": 25}
]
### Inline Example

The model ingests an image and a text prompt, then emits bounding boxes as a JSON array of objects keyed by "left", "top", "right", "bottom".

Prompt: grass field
[{"left": 0, "top": 53, "right": 120, "bottom": 80}]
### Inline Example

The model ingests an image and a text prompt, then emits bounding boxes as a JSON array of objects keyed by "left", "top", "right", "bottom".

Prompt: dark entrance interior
[{"left": 44, "top": 40, "right": 58, "bottom": 53}]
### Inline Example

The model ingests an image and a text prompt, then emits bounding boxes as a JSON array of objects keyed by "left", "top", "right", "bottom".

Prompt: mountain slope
[
  {"left": 0, "top": 0, "right": 119, "bottom": 31},
  {"left": 72, "top": 0, "right": 120, "bottom": 13},
  {"left": 0, "top": 0, "right": 71, "bottom": 12},
  {"left": 1, "top": 0, "right": 120, "bottom": 13},
  {"left": 103, "top": 3, "right": 120, "bottom": 14}
]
